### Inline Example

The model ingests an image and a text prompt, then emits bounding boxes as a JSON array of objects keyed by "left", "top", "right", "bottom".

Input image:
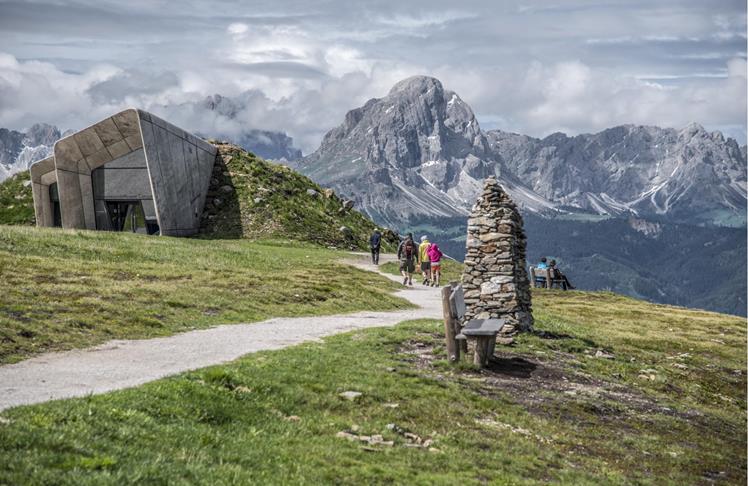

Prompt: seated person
[
  {"left": 549, "top": 259, "right": 575, "bottom": 290},
  {"left": 534, "top": 257, "right": 549, "bottom": 286}
]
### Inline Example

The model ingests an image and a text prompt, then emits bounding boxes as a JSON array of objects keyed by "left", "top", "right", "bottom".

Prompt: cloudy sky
[{"left": 0, "top": 0, "right": 746, "bottom": 152}]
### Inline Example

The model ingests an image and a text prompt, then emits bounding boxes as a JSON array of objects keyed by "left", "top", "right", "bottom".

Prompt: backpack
[{"left": 404, "top": 240, "right": 416, "bottom": 259}]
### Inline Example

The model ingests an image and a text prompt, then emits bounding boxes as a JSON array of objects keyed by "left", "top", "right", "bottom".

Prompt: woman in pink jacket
[{"left": 427, "top": 243, "right": 443, "bottom": 287}]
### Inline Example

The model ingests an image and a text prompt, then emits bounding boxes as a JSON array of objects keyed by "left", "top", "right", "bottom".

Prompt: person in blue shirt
[{"left": 537, "top": 257, "right": 548, "bottom": 269}]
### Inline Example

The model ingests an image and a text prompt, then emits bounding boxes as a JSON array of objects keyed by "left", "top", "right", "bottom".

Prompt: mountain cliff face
[
  {"left": 295, "top": 76, "right": 554, "bottom": 227},
  {"left": 488, "top": 124, "right": 747, "bottom": 226},
  {"left": 0, "top": 124, "right": 60, "bottom": 181},
  {"left": 297, "top": 75, "right": 747, "bottom": 229}
]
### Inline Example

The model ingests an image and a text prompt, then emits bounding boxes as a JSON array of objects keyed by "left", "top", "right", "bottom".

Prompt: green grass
[
  {"left": 0, "top": 225, "right": 410, "bottom": 364},
  {"left": 0, "top": 171, "right": 34, "bottom": 226},
  {"left": 201, "top": 144, "right": 398, "bottom": 251},
  {"left": 380, "top": 258, "right": 463, "bottom": 285},
  {"left": 0, "top": 289, "right": 744, "bottom": 484}
]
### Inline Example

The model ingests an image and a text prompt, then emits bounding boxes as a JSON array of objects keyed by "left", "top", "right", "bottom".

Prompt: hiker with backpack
[
  {"left": 369, "top": 229, "right": 382, "bottom": 265},
  {"left": 397, "top": 233, "right": 418, "bottom": 286},
  {"left": 427, "top": 242, "right": 443, "bottom": 287},
  {"left": 419, "top": 235, "right": 432, "bottom": 285}
]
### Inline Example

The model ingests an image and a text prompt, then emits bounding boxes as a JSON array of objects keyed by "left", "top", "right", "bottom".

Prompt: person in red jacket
[{"left": 427, "top": 243, "right": 443, "bottom": 287}]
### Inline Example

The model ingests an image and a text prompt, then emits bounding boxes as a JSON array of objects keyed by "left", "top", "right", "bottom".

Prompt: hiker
[
  {"left": 419, "top": 235, "right": 432, "bottom": 285},
  {"left": 549, "top": 259, "right": 575, "bottom": 290},
  {"left": 397, "top": 233, "right": 418, "bottom": 286},
  {"left": 427, "top": 242, "right": 443, "bottom": 287},
  {"left": 369, "top": 229, "right": 382, "bottom": 265}
]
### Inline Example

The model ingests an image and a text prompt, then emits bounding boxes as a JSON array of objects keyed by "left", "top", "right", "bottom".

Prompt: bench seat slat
[{"left": 461, "top": 318, "right": 505, "bottom": 336}]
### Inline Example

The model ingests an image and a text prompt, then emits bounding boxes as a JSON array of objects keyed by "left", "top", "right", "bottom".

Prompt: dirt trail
[{"left": 0, "top": 253, "right": 441, "bottom": 411}]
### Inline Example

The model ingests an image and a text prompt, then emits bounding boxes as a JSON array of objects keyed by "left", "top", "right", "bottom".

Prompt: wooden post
[
  {"left": 449, "top": 281, "right": 468, "bottom": 356},
  {"left": 474, "top": 337, "right": 491, "bottom": 367},
  {"left": 441, "top": 286, "right": 458, "bottom": 362}
]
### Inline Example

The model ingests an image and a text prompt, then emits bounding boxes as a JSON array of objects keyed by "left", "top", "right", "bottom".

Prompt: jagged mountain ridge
[
  {"left": 0, "top": 124, "right": 62, "bottom": 181},
  {"left": 488, "top": 124, "right": 747, "bottom": 226},
  {"left": 296, "top": 75, "right": 747, "bottom": 228},
  {"left": 294, "top": 76, "right": 556, "bottom": 227}
]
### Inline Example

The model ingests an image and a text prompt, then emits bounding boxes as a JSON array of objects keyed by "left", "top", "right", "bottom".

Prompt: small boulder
[
  {"left": 342, "top": 199, "right": 355, "bottom": 210},
  {"left": 253, "top": 197, "right": 263, "bottom": 204},
  {"left": 220, "top": 185, "right": 234, "bottom": 194},
  {"left": 339, "top": 226, "right": 353, "bottom": 238},
  {"left": 339, "top": 390, "right": 362, "bottom": 401},
  {"left": 323, "top": 188, "right": 335, "bottom": 199},
  {"left": 306, "top": 189, "right": 319, "bottom": 197}
]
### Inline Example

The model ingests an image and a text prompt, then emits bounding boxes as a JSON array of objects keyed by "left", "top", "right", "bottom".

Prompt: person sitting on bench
[{"left": 549, "top": 259, "right": 575, "bottom": 290}]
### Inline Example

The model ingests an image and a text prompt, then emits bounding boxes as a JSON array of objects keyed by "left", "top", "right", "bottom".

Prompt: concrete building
[{"left": 29, "top": 109, "right": 217, "bottom": 236}]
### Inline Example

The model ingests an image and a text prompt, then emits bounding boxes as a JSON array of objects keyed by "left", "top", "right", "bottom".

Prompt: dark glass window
[
  {"left": 49, "top": 183, "right": 62, "bottom": 227},
  {"left": 104, "top": 201, "right": 158, "bottom": 235}
]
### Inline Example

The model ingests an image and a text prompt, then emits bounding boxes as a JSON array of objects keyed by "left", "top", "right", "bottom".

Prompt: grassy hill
[
  {"left": 0, "top": 225, "right": 409, "bottom": 364},
  {"left": 0, "top": 285, "right": 744, "bottom": 484},
  {"left": 0, "top": 171, "right": 34, "bottom": 226},
  {"left": 200, "top": 143, "right": 397, "bottom": 250}
]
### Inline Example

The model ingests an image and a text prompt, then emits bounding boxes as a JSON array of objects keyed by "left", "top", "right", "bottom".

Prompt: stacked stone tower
[{"left": 461, "top": 176, "right": 533, "bottom": 334}]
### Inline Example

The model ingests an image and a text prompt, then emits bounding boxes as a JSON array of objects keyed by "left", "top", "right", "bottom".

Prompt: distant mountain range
[
  {"left": 291, "top": 75, "right": 747, "bottom": 316},
  {"left": 294, "top": 75, "right": 747, "bottom": 228}
]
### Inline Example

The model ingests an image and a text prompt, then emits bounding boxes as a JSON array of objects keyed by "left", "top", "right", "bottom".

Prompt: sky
[{"left": 0, "top": 0, "right": 746, "bottom": 152}]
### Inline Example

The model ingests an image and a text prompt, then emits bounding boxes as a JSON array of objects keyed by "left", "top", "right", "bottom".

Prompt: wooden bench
[
  {"left": 529, "top": 267, "right": 565, "bottom": 289},
  {"left": 441, "top": 283, "right": 505, "bottom": 368}
]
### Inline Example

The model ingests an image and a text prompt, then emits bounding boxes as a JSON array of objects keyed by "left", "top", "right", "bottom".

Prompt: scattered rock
[
  {"left": 671, "top": 363, "right": 688, "bottom": 370},
  {"left": 383, "top": 403, "right": 399, "bottom": 408},
  {"left": 23, "top": 180, "right": 32, "bottom": 187},
  {"left": 285, "top": 415, "right": 301, "bottom": 422},
  {"left": 342, "top": 199, "right": 355, "bottom": 210},
  {"left": 594, "top": 350, "right": 615, "bottom": 359},
  {"left": 0, "top": 417, "right": 11, "bottom": 425},
  {"left": 220, "top": 185, "right": 234, "bottom": 194},
  {"left": 323, "top": 188, "right": 335, "bottom": 199},
  {"left": 339, "top": 391, "right": 362, "bottom": 401},
  {"left": 213, "top": 197, "right": 223, "bottom": 207},
  {"left": 253, "top": 197, "right": 263, "bottom": 204},
  {"left": 339, "top": 226, "right": 353, "bottom": 238},
  {"left": 306, "top": 189, "right": 319, "bottom": 197},
  {"left": 495, "top": 337, "right": 515, "bottom": 345}
]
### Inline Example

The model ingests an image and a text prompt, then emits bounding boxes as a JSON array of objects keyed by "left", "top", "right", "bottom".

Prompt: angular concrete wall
[
  {"left": 137, "top": 111, "right": 217, "bottom": 236},
  {"left": 31, "top": 108, "right": 218, "bottom": 237},
  {"left": 29, "top": 156, "right": 57, "bottom": 227},
  {"left": 53, "top": 109, "right": 144, "bottom": 230}
]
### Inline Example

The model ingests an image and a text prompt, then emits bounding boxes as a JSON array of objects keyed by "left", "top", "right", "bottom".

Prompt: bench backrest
[{"left": 449, "top": 284, "right": 467, "bottom": 320}]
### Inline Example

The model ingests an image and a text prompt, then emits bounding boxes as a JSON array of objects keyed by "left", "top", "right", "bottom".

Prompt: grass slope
[
  {"left": 0, "top": 225, "right": 409, "bottom": 364},
  {"left": 201, "top": 143, "right": 397, "bottom": 251},
  {"left": 0, "top": 291, "right": 744, "bottom": 484},
  {"left": 0, "top": 171, "right": 34, "bottom": 226}
]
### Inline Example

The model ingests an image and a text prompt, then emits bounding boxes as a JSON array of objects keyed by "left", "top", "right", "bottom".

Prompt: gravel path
[{"left": 0, "top": 254, "right": 442, "bottom": 411}]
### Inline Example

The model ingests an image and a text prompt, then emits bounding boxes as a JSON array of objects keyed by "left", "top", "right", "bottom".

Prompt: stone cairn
[{"left": 461, "top": 176, "right": 533, "bottom": 335}]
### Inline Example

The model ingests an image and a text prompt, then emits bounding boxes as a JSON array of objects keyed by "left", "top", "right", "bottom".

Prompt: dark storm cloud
[{"left": 0, "top": 0, "right": 745, "bottom": 148}]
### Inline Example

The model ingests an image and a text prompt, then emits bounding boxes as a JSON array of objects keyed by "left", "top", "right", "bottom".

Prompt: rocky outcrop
[{"left": 461, "top": 177, "right": 533, "bottom": 334}]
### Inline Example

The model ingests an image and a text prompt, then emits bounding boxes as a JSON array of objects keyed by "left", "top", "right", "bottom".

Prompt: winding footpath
[{"left": 0, "top": 254, "right": 441, "bottom": 411}]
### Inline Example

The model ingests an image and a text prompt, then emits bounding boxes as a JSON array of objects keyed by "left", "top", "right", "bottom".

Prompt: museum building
[{"left": 29, "top": 109, "right": 217, "bottom": 236}]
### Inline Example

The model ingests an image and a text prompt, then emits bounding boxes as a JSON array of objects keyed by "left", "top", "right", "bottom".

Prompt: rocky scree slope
[
  {"left": 200, "top": 143, "right": 397, "bottom": 250},
  {"left": 296, "top": 75, "right": 746, "bottom": 228}
]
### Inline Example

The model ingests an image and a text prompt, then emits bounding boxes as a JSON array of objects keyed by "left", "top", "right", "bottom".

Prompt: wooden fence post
[{"left": 441, "top": 286, "right": 458, "bottom": 362}]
